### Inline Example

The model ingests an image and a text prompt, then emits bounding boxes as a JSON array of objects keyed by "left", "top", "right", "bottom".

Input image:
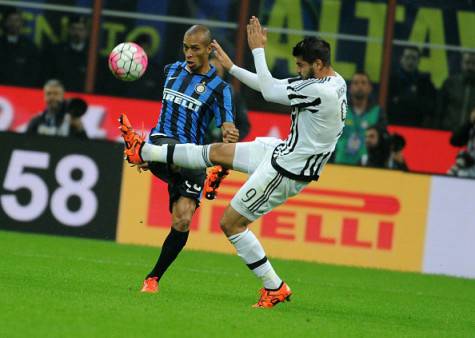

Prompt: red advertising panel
[{"left": 0, "top": 85, "right": 460, "bottom": 173}]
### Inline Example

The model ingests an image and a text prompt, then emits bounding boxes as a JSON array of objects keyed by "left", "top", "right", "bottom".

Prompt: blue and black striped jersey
[{"left": 151, "top": 61, "right": 234, "bottom": 144}]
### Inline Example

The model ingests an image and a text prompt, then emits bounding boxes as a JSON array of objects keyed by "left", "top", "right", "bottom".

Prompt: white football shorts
[{"left": 230, "top": 137, "right": 309, "bottom": 221}]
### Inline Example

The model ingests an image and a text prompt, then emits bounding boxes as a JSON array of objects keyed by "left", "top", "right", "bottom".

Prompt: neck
[
  {"left": 188, "top": 62, "right": 211, "bottom": 75},
  {"left": 316, "top": 66, "right": 336, "bottom": 78},
  {"left": 352, "top": 97, "right": 368, "bottom": 112}
]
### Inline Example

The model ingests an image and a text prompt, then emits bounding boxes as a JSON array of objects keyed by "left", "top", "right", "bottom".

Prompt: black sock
[{"left": 147, "top": 227, "right": 189, "bottom": 280}]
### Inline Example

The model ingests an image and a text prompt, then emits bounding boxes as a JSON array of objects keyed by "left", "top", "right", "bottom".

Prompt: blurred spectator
[
  {"left": 387, "top": 133, "right": 409, "bottom": 171},
  {"left": 26, "top": 79, "right": 88, "bottom": 139},
  {"left": 42, "top": 15, "right": 89, "bottom": 92},
  {"left": 361, "top": 126, "right": 408, "bottom": 171},
  {"left": 448, "top": 106, "right": 475, "bottom": 178},
  {"left": 206, "top": 55, "right": 250, "bottom": 142},
  {"left": 361, "top": 125, "right": 390, "bottom": 168},
  {"left": 0, "top": 7, "right": 40, "bottom": 87},
  {"left": 387, "top": 47, "right": 436, "bottom": 127},
  {"left": 437, "top": 52, "right": 475, "bottom": 130},
  {"left": 335, "top": 71, "right": 386, "bottom": 165}
]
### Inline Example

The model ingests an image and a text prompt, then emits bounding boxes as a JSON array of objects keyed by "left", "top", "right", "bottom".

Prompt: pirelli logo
[
  {"left": 162, "top": 88, "right": 202, "bottom": 112},
  {"left": 147, "top": 177, "right": 401, "bottom": 252},
  {"left": 120, "top": 166, "right": 428, "bottom": 271}
]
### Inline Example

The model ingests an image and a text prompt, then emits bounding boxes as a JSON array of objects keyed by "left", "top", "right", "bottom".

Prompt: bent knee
[{"left": 172, "top": 216, "right": 192, "bottom": 232}]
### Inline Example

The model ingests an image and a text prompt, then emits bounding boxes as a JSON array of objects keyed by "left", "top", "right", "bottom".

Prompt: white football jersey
[{"left": 272, "top": 73, "right": 347, "bottom": 181}]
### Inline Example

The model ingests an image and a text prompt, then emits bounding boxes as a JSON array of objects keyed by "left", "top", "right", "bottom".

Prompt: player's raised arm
[
  {"left": 211, "top": 39, "right": 289, "bottom": 92},
  {"left": 247, "top": 17, "right": 291, "bottom": 106}
]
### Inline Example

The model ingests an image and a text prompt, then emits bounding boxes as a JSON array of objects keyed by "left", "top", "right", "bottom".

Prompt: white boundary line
[{"left": 1, "top": 0, "right": 475, "bottom": 52}]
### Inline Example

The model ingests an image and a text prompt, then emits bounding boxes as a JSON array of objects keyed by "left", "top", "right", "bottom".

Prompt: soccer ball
[{"left": 108, "top": 42, "right": 148, "bottom": 81}]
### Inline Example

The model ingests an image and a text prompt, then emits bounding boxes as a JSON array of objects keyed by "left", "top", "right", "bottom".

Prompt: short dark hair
[
  {"left": 69, "top": 15, "right": 87, "bottom": 27},
  {"left": 185, "top": 24, "right": 211, "bottom": 45},
  {"left": 352, "top": 70, "right": 371, "bottom": 82},
  {"left": 292, "top": 37, "right": 331, "bottom": 66},
  {"left": 3, "top": 7, "right": 22, "bottom": 20},
  {"left": 67, "top": 98, "right": 88, "bottom": 117},
  {"left": 402, "top": 46, "right": 420, "bottom": 56}
]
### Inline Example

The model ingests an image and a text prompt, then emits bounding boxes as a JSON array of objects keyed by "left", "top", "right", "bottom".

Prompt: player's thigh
[
  {"left": 230, "top": 154, "right": 308, "bottom": 221},
  {"left": 147, "top": 135, "right": 175, "bottom": 183},
  {"left": 169, "top": 166, "right": 206, "bottom": 213},
  {"left": 232, "top": 137, "right": 282, "bottom": 174}
]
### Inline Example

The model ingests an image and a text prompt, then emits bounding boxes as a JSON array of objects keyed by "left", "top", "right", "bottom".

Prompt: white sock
[
  {"left": 228, "top": 229, "right": 282, "bottom": 289},
  {"left": 141, "top": 143, "right": 167, "bottom": 162},
  {"left": 141, "top": 143, "right": 213, "bottom": 169},
  {"left": 173, "top": 144, "right": 213, "bottom": 169}
]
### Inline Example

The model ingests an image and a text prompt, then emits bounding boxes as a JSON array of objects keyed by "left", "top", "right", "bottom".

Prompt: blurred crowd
[{"left": 1, "top": 7, "right": 474, "bottom": 177}]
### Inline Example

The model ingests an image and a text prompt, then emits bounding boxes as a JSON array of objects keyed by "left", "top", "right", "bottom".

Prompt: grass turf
[{"left": 0, "top": 230, "right": 474, "bottom": 338}]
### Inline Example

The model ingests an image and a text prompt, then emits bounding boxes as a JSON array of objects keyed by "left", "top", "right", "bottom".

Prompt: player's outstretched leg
[
  {"left": 220, "top": 206, "right": 292, "bottom": 308},
  {"left": 120, "top": 113, "right": 236, "bottom": 170}
]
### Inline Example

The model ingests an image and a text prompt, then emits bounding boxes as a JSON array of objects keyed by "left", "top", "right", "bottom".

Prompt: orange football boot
[
  {"left": 252, "top": 282, "right": 292, "bottom": 308},
  {"left": 141, "top": 277, "right": 159, "bottom": 293},
  {"left": 118, "top": 113, "right": 145, "bottom": 164},
  {"left": 204, "top": 165, "right": 229, "bottom": 200}
]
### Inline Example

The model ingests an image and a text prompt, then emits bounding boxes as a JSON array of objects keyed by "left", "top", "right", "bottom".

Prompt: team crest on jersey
[{"left": 195, "top": 82, "right": 206, "bottom": 94}]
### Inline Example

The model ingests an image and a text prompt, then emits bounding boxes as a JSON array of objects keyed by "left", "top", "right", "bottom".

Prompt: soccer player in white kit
[{"left": 120, "top": 17, "right": 347, "bottom": 308}]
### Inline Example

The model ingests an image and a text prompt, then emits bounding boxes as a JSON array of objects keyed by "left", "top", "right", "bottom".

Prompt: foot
[
  {"left": 252, "top": 282, "right": 292, "bottom": 308},
  {"left": 119, "top": 113, "right": 145, "bottom": 164},
  {"left": 141, "top": 276, "right": 159, "bottom": 293},
  {"left": 204, "top": 165, "right": 229, "bottom": 200}
]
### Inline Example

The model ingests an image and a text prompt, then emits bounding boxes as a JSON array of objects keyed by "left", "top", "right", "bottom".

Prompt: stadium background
[
  {"left": 0, "top": 2, "right": 475, "bottom": 335},
  {"left": 1, "top": 0, "right": 474, "bottom": 277}
]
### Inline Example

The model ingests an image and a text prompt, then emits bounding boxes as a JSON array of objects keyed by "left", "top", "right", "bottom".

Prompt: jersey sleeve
[
  {"left": 163, "top": 64, "right": 172, "bottom": 77},
  {"left": 213, "top": 83, "right": 234, "bottom": 127}
]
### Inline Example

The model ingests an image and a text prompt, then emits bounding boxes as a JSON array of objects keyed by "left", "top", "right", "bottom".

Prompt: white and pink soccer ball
[{"left": 108, "top": 42, "right": 148, "bottom": 81}]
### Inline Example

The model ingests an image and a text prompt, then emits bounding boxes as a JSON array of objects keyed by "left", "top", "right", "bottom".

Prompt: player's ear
[{"left": 313, "top": 59, "right": 322, "bottom": 72}]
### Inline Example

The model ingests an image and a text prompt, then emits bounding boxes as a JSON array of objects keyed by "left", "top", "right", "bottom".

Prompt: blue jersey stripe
[{"left": 152, "top": 61, "right": 234, "bottom": 144}]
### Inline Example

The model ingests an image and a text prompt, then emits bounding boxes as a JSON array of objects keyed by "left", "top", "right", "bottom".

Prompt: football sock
[
  {"left": 141, "top": 143, "right": 166, "bottom": 162},
  {"left": 147, "top": 227, "right": 189, "bottom": 280},
  {"left": 228, "top": 229, "right": 282, "bottom": 289},
  {"left": 171, "top": 144, "right": 213, "bottom": 169},
  {"left": 141, "top": 143, "right": 212, "bottom": 169}
]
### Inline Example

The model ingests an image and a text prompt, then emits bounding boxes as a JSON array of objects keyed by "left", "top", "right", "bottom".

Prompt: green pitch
[{"left": 1, "top": 230, "right": 474, "bottom": 338}]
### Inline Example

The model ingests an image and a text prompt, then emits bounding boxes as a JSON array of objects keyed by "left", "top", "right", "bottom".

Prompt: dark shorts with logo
[{"left": 148, "top": 135, "right": 206, "bottom": 213}]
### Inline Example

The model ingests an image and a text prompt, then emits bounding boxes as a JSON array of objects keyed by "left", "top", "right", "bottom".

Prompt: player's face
[
  {"left": 183, "top": 33, "right": 211, "bottom": 74},
  {"left": 350, "top": 74, "right": 372, "bottom": 100},
  {"left": 44, "top": 85, "right": 64, "bottom": 112},
  {"left": 295, "top": 57, "right": 315, "bottom": 79}
]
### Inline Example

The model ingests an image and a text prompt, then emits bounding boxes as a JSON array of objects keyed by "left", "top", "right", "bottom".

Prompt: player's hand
[
  {"left": 211, "top": 40, "right": 234, "bottom": 71},
  {"left": 222, "top": 123, "right": 239, "bottom": 143},
  {"left": 247, "top": 16, "right": 267, "bottom": 50}
]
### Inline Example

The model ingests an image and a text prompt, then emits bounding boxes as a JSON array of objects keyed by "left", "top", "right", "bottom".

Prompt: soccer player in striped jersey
[
  {"left": 121, "top": 17, "right": 346, "bottom": 307},
  {"left": 138, "top": 25, "right": 239, "bottom": 293}
]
